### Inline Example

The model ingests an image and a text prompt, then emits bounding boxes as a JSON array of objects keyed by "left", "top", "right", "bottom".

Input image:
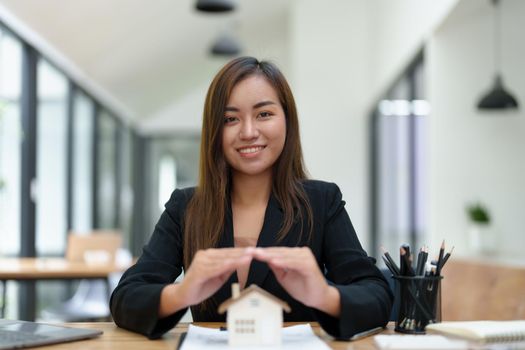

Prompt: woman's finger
[
  {"left": 200, "top": 254, "right": 252, "bottom": 279},
  {"left": 204, "top": 247, "right": 254, "bottom": 259},
  {"left": 252, "top": 247, "right": 312, "bottom": 262},
  {"left": 192, "top": 248, "right": 253, "bottom": 268}
]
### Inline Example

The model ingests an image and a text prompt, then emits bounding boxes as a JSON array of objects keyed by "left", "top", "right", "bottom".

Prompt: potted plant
[{"left": 466, "top": 202, "right": 495, "bottom": 255}]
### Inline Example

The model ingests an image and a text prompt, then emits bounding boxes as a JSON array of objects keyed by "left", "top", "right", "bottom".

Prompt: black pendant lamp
[
  {"left": 210, "top": 33, "right": 241, "bottom": 56},
  {"left": 195, "top": 0, "right": 235, "bottom": 13},
  {"left": 477, "top": 0, "right": 519, "bottom": 110}
]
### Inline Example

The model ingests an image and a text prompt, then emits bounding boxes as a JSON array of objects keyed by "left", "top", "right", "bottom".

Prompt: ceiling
[{"left": 0, "top": 0, "right": 290, "bottom": 127}]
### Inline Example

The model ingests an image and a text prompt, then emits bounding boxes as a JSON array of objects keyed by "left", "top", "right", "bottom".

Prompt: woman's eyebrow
[
  {"left": 224, "top": 100, "right": 276, "bottom": 112},
  {"left": 224, "top": 106, "right": 239, "bottom": 112},
  {"left": 253, "top": 100, "right": 276, "bottom": 109}
]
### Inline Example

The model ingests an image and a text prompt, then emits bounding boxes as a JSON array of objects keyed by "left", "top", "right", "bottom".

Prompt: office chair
[{"left": 40, "top": 231, "right": 130, "bottom": 322}]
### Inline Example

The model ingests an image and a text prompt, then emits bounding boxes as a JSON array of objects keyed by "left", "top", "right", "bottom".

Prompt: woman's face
[{"left": 222, "top": 75, "right": 286, "bottom": 178}]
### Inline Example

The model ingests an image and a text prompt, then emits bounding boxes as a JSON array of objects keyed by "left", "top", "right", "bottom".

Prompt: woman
[{"left": 110, "top": 57, "right": 393, "bottom": 339}]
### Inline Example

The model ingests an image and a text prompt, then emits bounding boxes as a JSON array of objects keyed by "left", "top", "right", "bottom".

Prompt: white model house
[{"left": 218, "top": 283, "right": 291, "bottom": 346}]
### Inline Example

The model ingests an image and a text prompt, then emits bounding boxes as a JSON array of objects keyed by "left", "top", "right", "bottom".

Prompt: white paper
[
  {"left": 374, "top": 334, "right": 469, "bottom": 350},
  {"left": 180, "top": 324, "right": 331, "bottom": 350}
]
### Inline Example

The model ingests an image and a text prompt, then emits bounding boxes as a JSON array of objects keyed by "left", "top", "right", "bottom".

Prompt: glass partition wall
[
  {"left": 0, "top": 25, "right": 23, "bottom": 320},
  {"left": 71, "top": 90, "right": 94, "bottom": 233},
  {"left": 36, "top": 59, "right": 68, "bottom": 256},
  {"left": 0, "top": 20, "right": 143, "bottom": 321},
  {"left": 96, "top": 111, "right": 118, "bottom": 229},
  {"left": 0, "top": 18, "right": 199, "bottom": 321},
  {"left": 370, "top": 51, "right": 429, "bottom": 261},
  {"left": 0, "top": 27, "right": 22, "bottom": 257}
]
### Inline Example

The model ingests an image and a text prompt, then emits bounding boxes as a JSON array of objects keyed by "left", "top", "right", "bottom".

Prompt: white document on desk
[{"left": 180, "top": 324, "right": 331, "bottom": 350}]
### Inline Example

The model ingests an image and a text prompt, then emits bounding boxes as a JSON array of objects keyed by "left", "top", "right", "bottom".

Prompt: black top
[{"left": 110, "top": 180, "right": 393, "bottom": 339}]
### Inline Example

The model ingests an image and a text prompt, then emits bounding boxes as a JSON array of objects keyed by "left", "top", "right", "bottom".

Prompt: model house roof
[{"left": 218, "top": 284, "right": 291, "bottom": 314}]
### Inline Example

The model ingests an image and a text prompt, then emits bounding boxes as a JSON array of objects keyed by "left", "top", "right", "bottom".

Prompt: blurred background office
[{"left": 0, "top": 0, "right": 523, "bottom": 321}]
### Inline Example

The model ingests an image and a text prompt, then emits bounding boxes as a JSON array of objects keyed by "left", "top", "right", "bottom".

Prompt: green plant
[{"left": 466, "top": 202, "right": 490, "bottom": 224}]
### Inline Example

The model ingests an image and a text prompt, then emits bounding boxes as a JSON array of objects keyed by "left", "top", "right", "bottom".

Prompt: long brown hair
[{"left": 183, "top": 56, "right": 313, "bottom": 270}]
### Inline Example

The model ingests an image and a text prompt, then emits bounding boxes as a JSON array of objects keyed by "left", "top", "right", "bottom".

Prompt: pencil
[
  {"left": 400, "top": 247, "right": 414, "bottom": 276},
  {"left": 381, "top": 246, "right": 400, "bottom": 276},
  {"left": 415, "top": 247, "right": 424, "bottom": 276},
  {"left": 436, "top": 240, "right": 445, "bottom": 275},
  {"left": 441, "top": 246, "right": 455, "bottom": 268},
  {"left": 382, "top": 256, "right": 398, "bottom": 276},
  {"left": 401, "top": 244, "right": 411, "bottom": 274}
]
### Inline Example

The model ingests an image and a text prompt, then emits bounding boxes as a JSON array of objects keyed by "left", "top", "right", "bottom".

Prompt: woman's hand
[
  {"left": 160, "top": 248, "right": 252, "bottom": 317},
  {"left": 252, "top": 247, "right": 341, "bottom": 317},
  {"left": 179, "top": 248, "right": 253, "bottom": 306}
]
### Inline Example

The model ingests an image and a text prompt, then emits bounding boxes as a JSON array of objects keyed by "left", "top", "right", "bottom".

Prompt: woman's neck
[{"left": 231, "top": 171, "right": 272, "bottom": 207}]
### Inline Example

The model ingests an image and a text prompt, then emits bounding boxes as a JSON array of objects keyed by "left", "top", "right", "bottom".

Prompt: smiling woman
[
  {"left": 222, "top": 76, "right": 286, "bottom": 179},
  {"left": 110, "top": 57, "right": 393, "bottom": 340}
]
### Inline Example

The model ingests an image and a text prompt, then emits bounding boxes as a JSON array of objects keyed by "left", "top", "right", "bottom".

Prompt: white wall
[
  {"left": 289, "top": 0, "right": 457, "bottom": 251},
  {"left": 139, "top": 9, "right": 292, "bottom": 135},
  {"left": 290, "top": 0, "right": 371, "bottom": 248},
  {"left": 428, "top": 0, "right": 525, "bottom": 258},
  {"left": 367, "top": 0, "right": 457, "bottom": 105}
]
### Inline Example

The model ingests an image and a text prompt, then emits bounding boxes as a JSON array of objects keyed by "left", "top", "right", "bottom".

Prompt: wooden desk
[
  {"left": 0, "top": 258, "right": 127, "bottom": 280},
  {"left": 0, "top": 258, "right": 129, "bottom": 320},
  {"left": 442, "top": 258, "right": 525, "bottom": 321},
  {"left": 33, "top": 322, "right": 396, "bottom": 349}
]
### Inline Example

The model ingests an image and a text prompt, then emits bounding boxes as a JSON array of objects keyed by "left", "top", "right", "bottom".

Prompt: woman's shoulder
[
  {"left": 301, "top": 179, "right": 341, "bottom": 197},
  {"left": 301, "top": 179, "right": 344, "bottom": 208},
  {"left": 164, "top": 186, "right": 196, "bottom": 210},
  {"left": 301, "top": 180, "right": 346, "bottom": 220}
]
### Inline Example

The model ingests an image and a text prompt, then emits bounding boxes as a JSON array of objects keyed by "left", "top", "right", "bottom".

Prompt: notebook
[
  {"left": 0, "top": 319, "right": 102, "bottom": 349},
  {"left": 374, "top": 334, "right": 468, "bottom": 349},
  {"left": 426, "top": 321, "right": 525, "bottom": 343}
]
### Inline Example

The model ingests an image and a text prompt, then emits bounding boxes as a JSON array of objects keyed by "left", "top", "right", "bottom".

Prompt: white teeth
[{"left": 239, "top": 146, "right": 264, "bottom": 154}]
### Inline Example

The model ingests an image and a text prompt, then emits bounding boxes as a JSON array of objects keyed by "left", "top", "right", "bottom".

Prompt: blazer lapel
[
  {"left": 218, "top": 201, "right": 234, "bottom": 249},
  {"left": 246, "top": 193, "right": 293, "bottom": 287},
  {"left": 214, "top": 201, "right": 238, "bottom": 303}
]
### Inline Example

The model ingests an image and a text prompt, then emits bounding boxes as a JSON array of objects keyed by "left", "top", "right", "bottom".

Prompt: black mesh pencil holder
[{"left": 393, "top": 275, "right": 442, "bottom": 334}]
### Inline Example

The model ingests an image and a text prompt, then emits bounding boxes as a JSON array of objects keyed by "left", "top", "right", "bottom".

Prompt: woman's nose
[{"left": 239, "top": 119, "right": 259, "bottom": 140}]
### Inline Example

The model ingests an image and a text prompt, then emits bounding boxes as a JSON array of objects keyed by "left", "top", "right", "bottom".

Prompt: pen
[
  {"left": 441, "top": 246, "right": 454, "bottom": 269},
  {"left": 381, "top": 247, "right": 400, "bottom": 276},
  {"left": 436, "top": 240, "right": 445, "bottom": 275},
  {"left": 401, "top": 244, "right": 411, "bottom": 275},
  {"left": 349, "top": 326, "right": 384, "bottom": 341},
  {"left": 400, "top": 247, "right": 414, "bottom": 276},
  {"left": 382, "top": 256, "right": 399, "bottom": 276}
]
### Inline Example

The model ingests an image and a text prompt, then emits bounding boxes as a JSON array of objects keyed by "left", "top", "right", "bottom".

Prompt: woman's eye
[
  {"left": 258, "top": 111, "right": 272, "bottom": 118},
  {"left": 224, "top": 116, "right": 238, "bottom": 124}
]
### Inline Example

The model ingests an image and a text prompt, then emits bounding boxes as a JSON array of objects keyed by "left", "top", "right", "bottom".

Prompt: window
[
  {"left": 0, "top": 21, "right": 134, "bottom": 321},
  {"left": 149, "top": 135, "right": 199, "bottom": 216},
  {"left": 0, "top": 28, "right": 22, "bottom": 256},
  {"left": 119, "top": 126, "right": 133, "bottom": 248},
  {"left": 158, "top": 155, "right": 176, "bottom": 212},
  {"left": 371, "top": 52, "right": 429, "bottom": 259},
  {"left": 71, "top": 90, "right": 94, "bottom": 232},
  {"left": 96, "top": 111, "right": 117, "bottom": 229},
  {"left": 36, "top": 59, "right": 68, "bottom": 255}
]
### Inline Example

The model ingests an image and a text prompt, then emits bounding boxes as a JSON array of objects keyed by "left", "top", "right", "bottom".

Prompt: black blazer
[{"left": 110, "top": 180, "right": 393, "bottom": 339}]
